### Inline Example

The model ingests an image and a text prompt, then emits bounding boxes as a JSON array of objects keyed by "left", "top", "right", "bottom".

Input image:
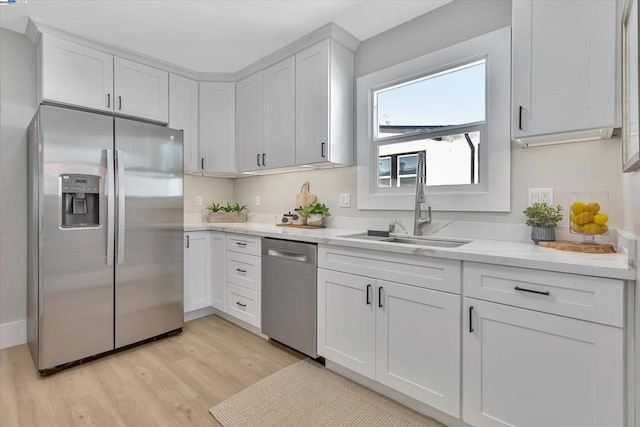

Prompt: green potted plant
[
  {"left": 298, "top": 201, "right": 330, "bottom": 227},
  {"left": 205, "top": 202, "right": 247, "bottom": 222},
  {"left": 523, "top": 202, "right": 563, "bottom": 244}
]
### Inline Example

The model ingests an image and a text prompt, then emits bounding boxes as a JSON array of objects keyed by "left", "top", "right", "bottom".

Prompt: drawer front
[
  {"left": 226, "top": 233, "right": 261, "bottom": 256},
  {"left": 225, "top": 283, "right": 260, "bottom": 328},
  {"left": 318, "top": 245, "right": 461, "bottom": 294},
  {"left": 226, "top": 251, "right": 261, "bottom": 292},
  {"left": 464, "top": 262, "right": 624, "bottom": 327}
]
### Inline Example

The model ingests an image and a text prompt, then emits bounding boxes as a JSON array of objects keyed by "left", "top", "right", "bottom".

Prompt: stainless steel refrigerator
[{"left": 27, "top": 105, "right": 184, "bottom": 373}]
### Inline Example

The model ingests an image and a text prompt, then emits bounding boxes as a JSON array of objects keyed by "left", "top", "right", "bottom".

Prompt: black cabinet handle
[
  {"left": 118, "top": 96, "right": 122, "bottom": 110},
  {"left": 378, "top": 286, "right": 383, "bottom": 308},
  {"left": 236, "top": 302, "right": 247, "bottom": 308},
  {"left": 257, "top": 154, "right": 260, "bottom": 167},
  {"left": 201, "top": 157, "right": 205, "bottom": 170},
  {"left": 107, "top": 93, "right": 111, "bottom": 108},
  {"left": 515, "top": 286, "right": 550, "bottom": 296},
  {"left": 236, "top": 242, "right": 247, "bottom": 247},
  {"left": 262, "top": 153, "right": 266, "bottom": 166},
  {"left": 185, "top": 235, "right": 190, "bottom": 248},
  {"left": 321, "top": 142, "right": 326, "bottom": 158},
  {"left": 469, "top": 306, "right": 474, "bottom": 333},
  {"left": 366, "top": 284, "right": 372, "bottom": 305},
  {"left": 518, "top": 106, "right": 523, "bottom": 130},
  {"left": 236, "top": 268, "right": 247, "bottom": 274}
]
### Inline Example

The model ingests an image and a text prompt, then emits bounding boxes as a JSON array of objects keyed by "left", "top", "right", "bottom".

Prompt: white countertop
[{"left": 184, "top": 221, "right": 636, "bottom": 280}]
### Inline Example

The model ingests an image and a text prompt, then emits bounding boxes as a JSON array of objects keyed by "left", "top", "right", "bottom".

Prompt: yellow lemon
[
  {"left": 582, "top": 223, "right": 602, "bottom": 234},
  {"left": 593, "top": 213, "right": 608, "bottom": 225},
  {"left": 574, "top": 211, "right": 594, "bottom": 225},
  {"left": 570, "top": 202, "right": 586, "bottom": 215},
  {"left": 571, "top": 223, "right": 583, "bottom": 233},
  {"left": 601, "top": 224, "right": 609, "bottom": 233},
  {"left": 585, "top": 202, "right": 600, "bottom": 214},
  {"left": 569, "top": 212, "right": 575, "bottom": 222}
]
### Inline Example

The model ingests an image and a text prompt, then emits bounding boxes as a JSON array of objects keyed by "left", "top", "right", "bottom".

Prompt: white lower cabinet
[
  {"left": 210, "top": 231, "right": 226, "bottom": 312},
  {"left": 224, "top": 233, "right": 262, "bottom": 328},
  {"left": 462, "top": 297, "right": 624, "bottom": 427},
  {"left": 183, "top": 232, "right": 211, "bottom": 313},
  {"left": 318, "top": 266, "right": 461, "bottom": 417}
]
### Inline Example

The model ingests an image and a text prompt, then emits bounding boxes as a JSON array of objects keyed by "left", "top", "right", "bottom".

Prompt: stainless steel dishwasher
[{"left": 262, "top": 238, "right": 318, "bottom": 358}]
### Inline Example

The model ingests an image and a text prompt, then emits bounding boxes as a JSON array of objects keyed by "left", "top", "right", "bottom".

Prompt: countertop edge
[{"left": 184, "top": 223, "right": 636, "bottom": 281}]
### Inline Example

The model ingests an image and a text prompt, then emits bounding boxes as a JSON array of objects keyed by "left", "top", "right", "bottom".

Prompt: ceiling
[{"left": 0, "top": 0, "right": 452, "bottom": 73}]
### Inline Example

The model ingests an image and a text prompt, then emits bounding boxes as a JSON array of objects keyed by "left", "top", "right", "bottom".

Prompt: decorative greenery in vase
[
  {"left": 523, "top": 202, "right": 563, "bottom": 244},
  {"left": 205, "top": 201, "right": 247, "bottom": 222},
  {"left": 297, "top": 201, "right": 330, "bottom": 226}
]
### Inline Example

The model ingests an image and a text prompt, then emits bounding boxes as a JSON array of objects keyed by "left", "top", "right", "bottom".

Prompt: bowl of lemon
[{"left": 569, "top": 192, "right": 609, "bottom": 242}]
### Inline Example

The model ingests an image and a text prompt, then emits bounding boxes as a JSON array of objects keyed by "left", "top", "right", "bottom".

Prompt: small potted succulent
[
  {"left": 523, "top": 202, "right": 563, "bottom": 244},
  {"left": 205, "top": 202, "right": 247, "bottom": 222},
  {"left": 297, "top": 201, "right": 330, "bottom": 227}
]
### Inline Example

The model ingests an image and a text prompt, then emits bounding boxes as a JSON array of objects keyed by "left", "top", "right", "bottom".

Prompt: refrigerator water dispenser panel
[{"left": 61, "top": 174, "right": 100, "bottom": 228}]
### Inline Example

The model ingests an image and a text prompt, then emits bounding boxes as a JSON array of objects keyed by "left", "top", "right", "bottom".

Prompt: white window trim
[{"left": 356, "top": 26, "right": 511, "bottom": 212}]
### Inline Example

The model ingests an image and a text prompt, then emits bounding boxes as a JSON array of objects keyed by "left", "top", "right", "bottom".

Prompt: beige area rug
[{"left": 209, "top": 359, "right": 446, "bottom": 427}]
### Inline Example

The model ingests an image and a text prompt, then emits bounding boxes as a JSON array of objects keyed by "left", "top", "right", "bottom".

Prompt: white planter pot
[{"left": 307, "top": 214, "right": 323, "bottom": 227}]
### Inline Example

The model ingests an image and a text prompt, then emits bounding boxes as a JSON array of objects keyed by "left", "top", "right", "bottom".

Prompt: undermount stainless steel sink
[{"left": 340, "top": 233, "right": 471, "bottom": 248}]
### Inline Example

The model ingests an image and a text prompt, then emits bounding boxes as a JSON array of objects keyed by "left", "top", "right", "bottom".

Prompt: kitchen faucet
[{"left": 413, "top": 151, "right": 432, "bottom": 236}]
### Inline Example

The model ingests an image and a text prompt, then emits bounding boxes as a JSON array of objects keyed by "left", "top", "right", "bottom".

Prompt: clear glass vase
[{"left": 569, "top": 191, "right": 609, "bottom": 244}]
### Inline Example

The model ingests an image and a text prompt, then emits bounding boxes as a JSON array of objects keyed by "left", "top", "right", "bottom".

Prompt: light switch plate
[
  {"left": 528, "top": 188, "right": 553, "bottom": 205},
  {"left": 196, "top": 195, "right": 203, "bottom": 206},
  {"left": 255, "top": 195, "right": 261, "bottom": 207},
  {"left": 339, "top": 193, "right": 351, "bottom": 207}
]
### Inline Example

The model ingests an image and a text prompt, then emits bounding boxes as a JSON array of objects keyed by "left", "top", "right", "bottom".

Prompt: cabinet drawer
[
  {"left": 464, "top": 262, "right": 624, "bottom": 327},
  {"left": 226, "top": 251, "right": 261, "bottom": 292},
  {"left": 226, "top": 233, "right": 261, "bottom": 256},
  {"left": 225, "top": 283, "right": 260, "bottom": 328},
  {"left": 318, "top": 245, "right": 461, "bottom": 294}
]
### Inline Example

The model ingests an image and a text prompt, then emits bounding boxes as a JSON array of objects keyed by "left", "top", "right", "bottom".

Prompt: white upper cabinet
[
  {"left": 296, "top": 39, "right": 353, "bottom": 166},
  {"left": 169, "top": 74, "right": 199, "bottom": 173},
  {"left": 236, "top": 72, "right": 264, "bottom": 172},
  {"left": 199, "top": 82, "right": 236, "bottom": 174},
  {"left": 263, "top": 57, "right": 296, "bottom": 169},
  {"left": 39, "top": 34, "right": 169, "bottom": 123},
  {"left": 40, "top": 34, "right": 114, "bottom": 113},
  {"left": 114, "top": 57, "right": 168, "bottom": 123},
  {"left": 512, "top": 0, "right": 617, "bottom": 144}
]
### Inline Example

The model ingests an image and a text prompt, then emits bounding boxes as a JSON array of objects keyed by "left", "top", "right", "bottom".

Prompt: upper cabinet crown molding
[
  {"left": 235, "top": 22, "right": 360, "bottom": 81},
  {"left": 512, "top": 0, "right": 619, "bottom": 147},
  {"left": 27, "top": 18, "right": 235, "bottom": 83}
]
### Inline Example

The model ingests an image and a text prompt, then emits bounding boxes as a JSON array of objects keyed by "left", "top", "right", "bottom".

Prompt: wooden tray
[
  {"left": 276, "top": 223, "right": 325, "bottom": 229},
  {"left": 538, "top": 240, "right": 615, "bottom": 253}
]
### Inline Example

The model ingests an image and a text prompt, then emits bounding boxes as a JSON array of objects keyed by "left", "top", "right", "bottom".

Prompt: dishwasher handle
[{"left": 267, "top": 249, "right": 308, "bottom": 263}]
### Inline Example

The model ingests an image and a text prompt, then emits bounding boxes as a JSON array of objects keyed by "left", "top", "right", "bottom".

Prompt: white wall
[
  {"left": 184, "top": 175, "right": 234, "bottom": 215},
  {"left": 0, "top": 28, "right": 37, "bottom": 345}
]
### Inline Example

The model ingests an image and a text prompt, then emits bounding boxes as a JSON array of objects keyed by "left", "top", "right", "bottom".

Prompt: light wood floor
[{"left": 0, "top": 315, "right": 304, "bottom": 427}]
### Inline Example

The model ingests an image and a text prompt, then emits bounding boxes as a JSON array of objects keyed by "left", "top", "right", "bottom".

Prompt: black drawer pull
[
  {"left": 366, "top": 284, "right": 372, "bottom": 305},
  {"left": 378, "top": 286, "right": 383, "bottom": 308},
  {"left": 236, "top": 268, "right": 247, "bottom": 274},
  {"left": 469, "top": 306, "right": 474, "bottom": 333},
  {"left": 236, "top": 242, "right": 247, "bottom": 247},
  {"left": 518, "top": 106, "right": 523, "bottom": 130},
  {"left": 515, "top": 286, "right": 550, "bottom": 296},
  {"left": 236, "top": 302, "right": 247, "bottom": 308},
  {"left": 107, "top": 93, "right": 111, "bottom": 108}
]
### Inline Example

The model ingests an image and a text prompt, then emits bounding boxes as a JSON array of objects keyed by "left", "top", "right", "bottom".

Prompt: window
[{"left": 356, "top": 27, "right": 511, "bottom": 212}]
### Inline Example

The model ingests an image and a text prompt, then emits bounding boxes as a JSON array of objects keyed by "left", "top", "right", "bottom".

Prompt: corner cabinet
[
  {"left": 317, "top": 245, "right": 461, "bottom": 418},
  {"left": 183, "top": 232, "right": 211, "bottom": 313},
  {"left": 462, "top": 262, "right": 624, "bottom": 427},
  {"left": 39, "top": 34, "right": 169, "bottom": 123},
  {"left": 512, "top": 0, "right": 617, "bottom": 143},
  {"left": 296, "top": 39, "right": 353, "bottom": 166},
  {"left": 199, "top": 82, "right": 236, "bottom": 174},
  {"left": 236, "top": 72, "right": 264, "bottom": 172},
  {"left": 169, "top": 74, "right": 199, "bottom": 173}
]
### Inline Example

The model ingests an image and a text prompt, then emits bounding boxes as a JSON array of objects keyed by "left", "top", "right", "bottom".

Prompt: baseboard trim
[
  {"left": 0, "top": 319, "right": 27, "bottom": 350},
  {"left": 184, "top": 306, "right": 215, "bottom": 322}
]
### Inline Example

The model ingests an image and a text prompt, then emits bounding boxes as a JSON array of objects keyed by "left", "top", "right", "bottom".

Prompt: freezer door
[
  {"left": 114, "top": 118, "right": 183, "bottom": 348},
  {"left": 38, "top": 105, "right": 115, "bottom": 370}
]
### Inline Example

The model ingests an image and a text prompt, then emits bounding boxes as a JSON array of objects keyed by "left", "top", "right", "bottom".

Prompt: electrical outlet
[
  {"left": 196, "top": 195, "right": 203, "bottom": 206},
  {"left": 528, "top": 188, "right": 553, "bottom": 206},
  {"left": 339, "top": 193, "right": 351, "bottom": 207},
  {"left": 255, "top": 195, "right": 261, "bottom": 207}
]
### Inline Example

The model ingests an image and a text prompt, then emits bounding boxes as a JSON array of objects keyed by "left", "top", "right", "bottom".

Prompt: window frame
[{"left": 356, "top": 26, "right": 511, "bottom": 212}]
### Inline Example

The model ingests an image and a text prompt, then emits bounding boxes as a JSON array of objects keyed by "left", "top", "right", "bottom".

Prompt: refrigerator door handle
[
  {"left": 106, "top": 149, "right": 115, "bottom": 266},
  {"left": 115, "top": 150, "right": 125, "bottom": 264}
]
